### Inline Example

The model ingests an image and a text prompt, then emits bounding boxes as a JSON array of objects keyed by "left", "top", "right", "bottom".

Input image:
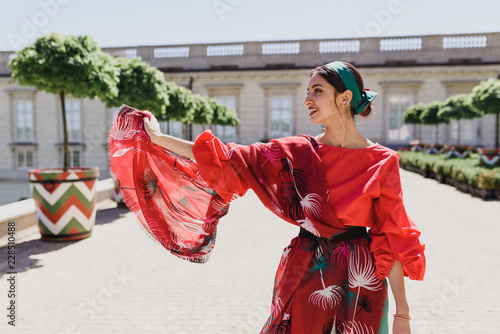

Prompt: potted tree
[
  {"left": 438, "top": 94, "right": 481, "bottom": 159},
  {"left": 470, "top": 78, "right": 500, "bottom": 167},
  {"left": 403, "top": 103, "right": 425, "bottom": 151},
  {"left": 9, "top": 34, "right": 119, "bottom": 241},
  {"left": 420, "top": 101, "right": 449, "bottom": 154}
]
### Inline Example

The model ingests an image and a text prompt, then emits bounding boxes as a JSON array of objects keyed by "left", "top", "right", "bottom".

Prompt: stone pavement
[{"left": 1, "top": 169, "right": 499, "bottom": 334}]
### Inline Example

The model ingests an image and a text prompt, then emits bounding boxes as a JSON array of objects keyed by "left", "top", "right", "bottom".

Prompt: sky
[{"left": 1, "top": 0, "right": 500, "bottom": 51}]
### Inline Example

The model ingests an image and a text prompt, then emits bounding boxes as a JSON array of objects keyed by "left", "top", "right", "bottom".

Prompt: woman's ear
[{"left": 341, "top": 90, "right": 353, "bottom": 105}]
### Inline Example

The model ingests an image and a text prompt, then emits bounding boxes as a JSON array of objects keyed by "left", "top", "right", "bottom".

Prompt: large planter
[
  {"left": 424, "top": 144, "right": 446, "bottom": 155},
  {"left": 445, "top": 146, "right": 472, "bottom": 159},
  {"left": 29, "top": 167, "right": 99, "bottom": 242},
  {"left": 477, "top": 148, "right": 500, "bottom": 167}
]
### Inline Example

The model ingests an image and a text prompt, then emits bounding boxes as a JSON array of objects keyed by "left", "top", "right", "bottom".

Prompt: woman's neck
[{"left": 319, "top": 120, "right": 373, "bottom": 149}]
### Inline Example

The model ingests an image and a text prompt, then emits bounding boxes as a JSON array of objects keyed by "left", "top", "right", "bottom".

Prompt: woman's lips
[{"left": 309, "top": 108, "right": 318, "bottom": 116}]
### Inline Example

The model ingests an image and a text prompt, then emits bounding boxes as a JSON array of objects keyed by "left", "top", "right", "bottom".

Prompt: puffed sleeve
[
  {"left": 192, "top": 130, "right": 250, "bottom": 202},
  {"left": 369, "top": 152, "right": 426, "bottom": 280}
]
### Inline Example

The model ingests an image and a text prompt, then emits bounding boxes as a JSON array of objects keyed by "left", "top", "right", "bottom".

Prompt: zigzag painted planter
[
  {"left": 445, "top": 147, "right": 472, "bottom": 159},
  {"left": 477, "top": 148, "right": 500, "bottom": 167},
  {"left": 29, "top": 167, "right": 99, "bottom": 242}
]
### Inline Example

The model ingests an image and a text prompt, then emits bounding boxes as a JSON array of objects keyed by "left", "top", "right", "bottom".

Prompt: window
[
  {"left": 160, "top": 121, "right": 184, "bottom": 139},
  {"left": 387, "top": 95, "right": 413, "bottom": 142},
  {"left": 65, "top": 100, "right": 81, "bottom": 142},
  {"left": 15, "top": 101, "right": 34, "bottom": 142},
  {"left": 270, "top": 97, "right": 292, "bottom": 138},
  {"left": 68, "top": 149, "right": 81, "bottom": 167},
  {"left": 16, "top": 149, "right": 35, "bottom": 169},
  {"left": 214, "top": 97, "right": 237, "bottom": 142}
]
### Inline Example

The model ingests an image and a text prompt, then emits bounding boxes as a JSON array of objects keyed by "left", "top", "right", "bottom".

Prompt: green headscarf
[{"left": 325, "top": 61, "right": 378, "bottom": 115}]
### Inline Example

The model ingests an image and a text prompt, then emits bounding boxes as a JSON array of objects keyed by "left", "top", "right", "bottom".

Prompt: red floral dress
[{"left": 108, "top": 106, "right": 425, "bottom": 334}]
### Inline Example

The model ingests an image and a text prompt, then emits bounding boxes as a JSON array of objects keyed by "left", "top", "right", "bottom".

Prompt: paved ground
[{"left": 1, "top": 169, "right": 499, "bottom": 333}]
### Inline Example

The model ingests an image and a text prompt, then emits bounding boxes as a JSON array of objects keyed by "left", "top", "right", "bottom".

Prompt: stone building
[{"left": 0, "top": 32, "right": 499, "bottom": 203}]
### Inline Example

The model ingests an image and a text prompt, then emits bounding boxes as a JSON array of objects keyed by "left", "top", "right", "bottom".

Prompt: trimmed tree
[
  {"left": 420, "top": 101, "right": 448, "bottom": 145},
  {"left": 470, "top": 78, "right": 500, "bottom": 148},
  {"left": 191, "top": 94, "right": 214, "bottom": 126},
  {"left": 208, "top": 98, "right": 240, "bottom": 126},
  {"left": 160, "top": 83, "right": 196, "bottom": 138},
  {"left": 403, "top": 103, "right": 425, "bottom": 142},
  {"left": 163, "top": 83, "right": 196, "bottom": 122},
  {"left": 438, "top": 94, "right": 482, "bottom": 145},
  {"left": 101, "top": 57, "right": 169, "bottom": 115},
  {"left": 8, "top": 34, "right": 119, "bottom": 171}
]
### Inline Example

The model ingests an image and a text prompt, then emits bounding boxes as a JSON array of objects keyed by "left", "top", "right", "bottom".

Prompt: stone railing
[{"left": 1, "top": 32, "right": 499, "bottom": 74}]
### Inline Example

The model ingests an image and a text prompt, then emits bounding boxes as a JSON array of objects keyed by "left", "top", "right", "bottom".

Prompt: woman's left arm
[{"left": 388, "top": 260, "right": 411, "bottom": 334}]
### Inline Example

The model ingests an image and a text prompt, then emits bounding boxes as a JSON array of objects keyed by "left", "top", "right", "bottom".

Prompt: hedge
[{"left": 398, "top": 151, "right": 500, "bottom": 199}]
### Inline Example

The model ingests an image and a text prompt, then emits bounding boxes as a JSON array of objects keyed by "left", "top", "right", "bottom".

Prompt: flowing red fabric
[{"left": 108, "top": 105, "right": 230, "bottom": 263}]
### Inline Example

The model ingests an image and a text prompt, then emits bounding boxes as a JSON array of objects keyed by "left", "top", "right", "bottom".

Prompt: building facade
[{"left": 0, "top": 32, "right": 499, "bottom": 203}]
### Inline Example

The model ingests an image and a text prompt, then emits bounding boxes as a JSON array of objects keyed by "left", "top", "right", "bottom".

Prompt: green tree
[
  {"left": 403, "top": 103, "right": 425, "bottom": 141},
  {"left": 438, "top": 94, "right": 482, "bottom": 145},
  {"left": 162, "top": 83, "right": 196, "bottom": 122},
  {"left": 191, "top": 95, "right": 214, "bottom": 126},
  {"left": 470, "top": 78, "right": 500, "bottom": 148},
  {"left": 8, "top": 34, "right": 118, "bottom": 171},
  {"left": 420, "top": 101, "right": 448, "bottom": 145},
  {"left": 102, "top": 57, "right": 169, "bottom": 115},
  {"left": 208, "top": 98, "right": 240, "bottom": 127}
]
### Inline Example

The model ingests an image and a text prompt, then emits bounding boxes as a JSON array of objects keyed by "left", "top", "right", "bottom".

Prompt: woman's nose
[{"left": 304, "top": 94, "right": 312, "bottom": 106}]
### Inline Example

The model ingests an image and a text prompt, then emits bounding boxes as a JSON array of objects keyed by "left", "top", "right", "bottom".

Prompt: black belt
[{"left": 299, "top": 226, "right": 368, "bottom": 242}]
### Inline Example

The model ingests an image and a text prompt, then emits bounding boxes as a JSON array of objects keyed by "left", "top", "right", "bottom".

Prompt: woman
[{"left": 108, "top": 61, "right": 425, "bottom": 333}]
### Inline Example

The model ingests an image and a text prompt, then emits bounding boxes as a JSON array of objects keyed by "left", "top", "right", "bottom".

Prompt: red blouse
[
  {"left": 319, "top": 143, "right": 425, "bottom": 280},
  {"left": 193, "top": 133, "right": 425, "bottom": 280}
]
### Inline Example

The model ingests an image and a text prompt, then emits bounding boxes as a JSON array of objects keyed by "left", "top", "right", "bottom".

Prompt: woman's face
[{"left": 304, "top": 73, "right": 347, "bottom": 125}]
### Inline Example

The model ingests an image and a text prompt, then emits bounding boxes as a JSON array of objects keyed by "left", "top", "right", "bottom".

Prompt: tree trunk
[
  {"left": 496, "top": 112, "right": 499, "bottom": 149},
  {"left": 60, "top": 91, "right": 69, "bottom": 171},
  {"left": 435, "top": 124, "right": 439, "bottom": 145},
  {"left": 188, "top": 77, "right": 194, "bottom": 141},
  {"left": 458, "top": 119, "right": 461, "bottom": 146}
]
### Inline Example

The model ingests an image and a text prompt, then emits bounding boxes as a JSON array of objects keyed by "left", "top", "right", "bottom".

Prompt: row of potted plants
[
  {"left": 398, "top": 151, "right": 500, "bottom": 200},
  {"left": 408, "top": 141, "right": 500, "bottom": 167}
]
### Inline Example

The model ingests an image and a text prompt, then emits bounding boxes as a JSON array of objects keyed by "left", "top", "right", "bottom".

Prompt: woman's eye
[{"left": 314, "top": 89, "right": 322, "bottom": 93}]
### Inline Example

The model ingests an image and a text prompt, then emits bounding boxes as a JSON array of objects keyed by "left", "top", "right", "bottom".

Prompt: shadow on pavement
[
  {"left": 95, "top": 204, "right": 130, "bottom": 225},
  {"left": 0, "top": 206, "right": 131, "bottom": 278}
]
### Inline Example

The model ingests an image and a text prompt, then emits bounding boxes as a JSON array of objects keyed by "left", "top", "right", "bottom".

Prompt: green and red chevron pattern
[{"left": 29, "top": 167, "right": 99, "bottom": 242}]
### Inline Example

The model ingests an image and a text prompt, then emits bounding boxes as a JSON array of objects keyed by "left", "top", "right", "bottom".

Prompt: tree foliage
[
  {"left": 470, "top": 78, "right": 500, "bottom": 115},
  {"left": 162, "top": 83, "right": 196, "bottom": 122},
  {"left": 208, "top": 98, "right": 240, "bottom": 126},
  {"left": 438, "top": 94, "right": 481, "bottom": 121},
  {"left": 9, "top": 34, "right": 118, "bottom": 99},
  {"left": 102, "top": 57, "right": 169, "bottom": 114},
  {"left": 403, "top": 103, "right": 426, "bottom": 124},
  {"left": 420, "top": 101, "right": 447, "bottom": 125},
  {"left": 191, "top": 94, "right": 214, "bottom": 125}
]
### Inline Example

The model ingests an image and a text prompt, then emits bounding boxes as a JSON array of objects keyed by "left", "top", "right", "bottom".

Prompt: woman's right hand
[{"left": 143, "top": 115, "right": 162, "bottom": 144}]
